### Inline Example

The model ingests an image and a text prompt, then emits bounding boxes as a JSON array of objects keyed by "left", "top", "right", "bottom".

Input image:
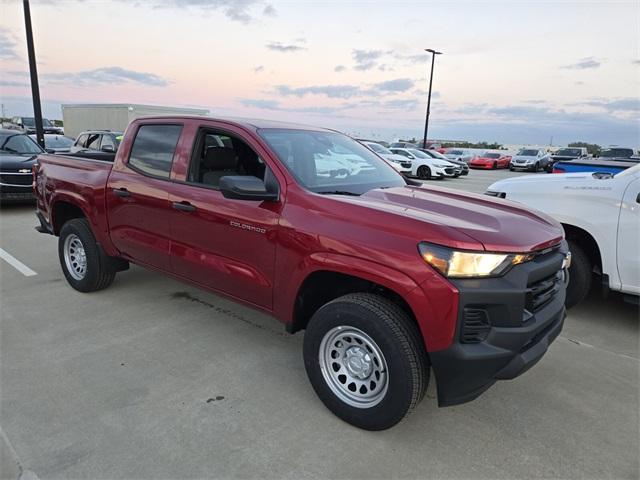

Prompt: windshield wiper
[{"left": 317, "top": 190, "right": 361, "bottom": 196}]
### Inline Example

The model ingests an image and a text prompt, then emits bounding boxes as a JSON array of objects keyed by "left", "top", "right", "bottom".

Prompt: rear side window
[{"left": 128, "top": 125, "right": 183, "bottom": 179}]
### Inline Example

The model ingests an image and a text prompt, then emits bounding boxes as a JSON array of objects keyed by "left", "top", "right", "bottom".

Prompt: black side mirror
[
  {"left": 219, "top": 175, "right": 279, "bottom": 201},
  {"left": 101, "top": 145, "right": 115, "bottom": 153}
]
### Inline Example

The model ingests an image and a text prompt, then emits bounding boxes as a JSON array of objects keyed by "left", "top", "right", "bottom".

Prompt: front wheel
[
  {"left": 303, "top": 293, "right": 429, "bottom": 430},
  {"left": 417, "top": 165, "right": 431, "bottom": 180},
  {"left": 565, "top": 241, "right": 592, "bottom": 308},
  {"left": 58, "top": 218, "right": 117, "bottom": 292},
  {"left": 492, "top": 162, "right": 497, "bottom": 170}
]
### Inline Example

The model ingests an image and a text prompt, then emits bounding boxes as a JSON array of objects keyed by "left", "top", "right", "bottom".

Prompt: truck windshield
[
  {"left": 259, "top": 129, "right": 405, "bottom": 195},
  {"left": 21, "top": 117, "right": 52, "bottom": 127},
  {"left": 555, "top": 148, "right": 582, "bottom": 156},
  {"left": 0, "top": 133, "right": 43, "bottom": 154}
]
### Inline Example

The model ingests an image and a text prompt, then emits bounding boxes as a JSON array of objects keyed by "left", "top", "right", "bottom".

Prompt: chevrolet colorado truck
[
  {"left": 34, "top": 116, "right": 570, "bottom": 430},
  {"left": 487, "top": 165, "right": 640, "bottom": 307}
]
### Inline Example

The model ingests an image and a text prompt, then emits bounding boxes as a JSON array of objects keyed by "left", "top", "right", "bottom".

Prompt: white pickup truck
[{"left": 487, "top": 164, "right": 640, "bottom": 307}]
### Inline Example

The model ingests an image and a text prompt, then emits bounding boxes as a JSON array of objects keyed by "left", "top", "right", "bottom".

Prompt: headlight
[
  {"left": 434, "top": 163, "right": 449, "bottom": 167},
  {"left": 418, "top": 242, "right": 533, "bottom": 278}
]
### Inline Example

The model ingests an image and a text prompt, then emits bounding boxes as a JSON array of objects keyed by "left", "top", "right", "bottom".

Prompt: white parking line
[{"left": 0, "top": 248, "right": 37, "bottom": 277}]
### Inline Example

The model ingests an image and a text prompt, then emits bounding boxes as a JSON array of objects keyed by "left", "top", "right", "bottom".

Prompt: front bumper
[
  {"left": 0, "top": 173, "right": 35, "bottom": 201},
  {"left": 430, "top": 241, "right": 568, "bottom": 406}
]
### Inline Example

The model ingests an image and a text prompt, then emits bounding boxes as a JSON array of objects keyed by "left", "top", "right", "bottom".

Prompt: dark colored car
[
  {"left": 29, "top": 134, "right": 75, "bottom": 154},
  {"left": 70, "top": 130, "right": 123, "bottom": 154},
  {"left": 0, "top": 129, "right": 43, "bottom": 202},
  {"left": 7, "top": 116, "right": 63, "bottom": 135},
  {"left": 598, "top": 147, "right": 636, "bottom": 159},
  {"left": 34, "top": 116, "right": 568, "bottom": 430}
]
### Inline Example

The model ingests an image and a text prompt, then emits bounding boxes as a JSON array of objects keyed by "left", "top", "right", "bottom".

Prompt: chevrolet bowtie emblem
[{"left": 18, "top": 169, "right": 31, "bottom": 173}]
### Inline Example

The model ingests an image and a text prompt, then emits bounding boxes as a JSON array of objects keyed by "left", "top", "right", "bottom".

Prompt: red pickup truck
[{"left": 34, "top": 116, "right": 569, "bottom": 430}]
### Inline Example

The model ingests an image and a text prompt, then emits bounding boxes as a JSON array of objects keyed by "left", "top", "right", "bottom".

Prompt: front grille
[
  {"left": 526, "top": 271, "right": 562, "bottom": 312},
  {"left": 461, "top": 308, "right": 491, "bottom": 343},
  {"left": 444, "top": 167, "right": 455, "bottom": 174},
  {"left": 400, "top": 162, "right": 412, "bottom": 168},
  {"left": 0, "top": 173, "right": 32, "bottom": 186}
]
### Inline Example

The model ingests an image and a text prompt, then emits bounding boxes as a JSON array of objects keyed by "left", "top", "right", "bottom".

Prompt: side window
[
  {"left": 100, "top": 134, "right": 116, "bottom": 150},
  {"left": 86, "top": 134, "right": 101, "bottom": 150},
  {"left": 75, "top": 134, "right": 88, "bottom": 147},
  {"left": 128, "top": 124, "right": 182, "bottom": 179},
  {"left": 187, "top": 130, "right": 266, "bottom": 189}
]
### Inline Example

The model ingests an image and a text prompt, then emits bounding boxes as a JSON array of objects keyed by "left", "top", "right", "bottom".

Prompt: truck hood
[
  {"left": 488, "top": 172, "right": 596, "bottom": 192},
  {"left": 340, "top": 185, "right": 563, "bottom": 252},
  {"left": 0, "top": 153, "right": 38, "bottom": 170}
]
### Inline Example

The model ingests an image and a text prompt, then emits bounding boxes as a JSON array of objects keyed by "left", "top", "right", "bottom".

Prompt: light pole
[
  {"left": 23, "top": 0, "right": 45, "bottom": 148},
  {"left": 422, "top": 48, "right": 442, "bottom": 149}
]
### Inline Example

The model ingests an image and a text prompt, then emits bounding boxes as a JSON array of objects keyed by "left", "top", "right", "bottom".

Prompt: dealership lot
[{"left": 1, "top": 169, "right": 638, "bottom": 479}]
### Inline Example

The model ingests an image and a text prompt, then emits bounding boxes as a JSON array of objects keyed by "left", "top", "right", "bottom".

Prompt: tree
[{"left": 568, "top": 142, "right": 601, "bottom": 156}]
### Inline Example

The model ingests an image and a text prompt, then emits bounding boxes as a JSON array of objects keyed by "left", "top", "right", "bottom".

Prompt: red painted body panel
[
  {"left": 34, "top": 116, "right": 563, "bottom": 353},
  {"left": 469, "top": 155, "right": 512, "bottom": 169}
]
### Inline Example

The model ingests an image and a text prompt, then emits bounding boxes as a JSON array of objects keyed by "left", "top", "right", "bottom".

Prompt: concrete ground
[{"left": 1, "top": 169, "right": 638, "bottom": 479}]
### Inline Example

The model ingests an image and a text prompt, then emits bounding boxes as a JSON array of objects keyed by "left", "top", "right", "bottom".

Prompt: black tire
[
  {"left": 565, "top": 241, "right": 592, "bottom": 308},
  {"left": 303, "top": 293, "right": 429, "bottom": 430},
  {"left": 533, "top": 162, "right": 540, "bottom": 172},
  {"left": 58, "top": 218, "right": 117, "bottom": 292},
  {"left": 417, "top": 165, "right": 431, "bottom": 180},
  {"left": 509, "top": 165, "right": 514, "bottom": 171},
  {"left": 492, "top": 162, "right": 497, "bottom": 170}
]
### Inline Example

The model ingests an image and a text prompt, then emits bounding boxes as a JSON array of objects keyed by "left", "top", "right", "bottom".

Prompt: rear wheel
[
  {"left": 303, "top": 293, "right": 429, "bottom": 430},
  {"left": 58, "top": 218, "right": 117, "bottom": 292},
  {"left": 565, "top": 241, "right": 592, "bottom": 308},
  {"left": 417, "top": 165, "right": 431, "bottom": 180}
]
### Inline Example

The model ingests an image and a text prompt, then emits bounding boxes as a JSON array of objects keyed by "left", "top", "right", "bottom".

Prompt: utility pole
[
  {"left": 23, "top": 0, "right": 45, "bottom": 148},
  {"left": 422, "top": 49, "right": 442, "bottom": 149}
]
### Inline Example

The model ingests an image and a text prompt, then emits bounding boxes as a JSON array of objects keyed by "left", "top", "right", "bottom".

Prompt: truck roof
[{"left": 133, "top": 115, "right": 335, "bottom": 133}]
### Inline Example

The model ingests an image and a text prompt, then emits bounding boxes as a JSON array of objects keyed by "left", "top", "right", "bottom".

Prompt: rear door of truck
[{"left": 106, "top": 121, "right": 184, "bottom": 271}]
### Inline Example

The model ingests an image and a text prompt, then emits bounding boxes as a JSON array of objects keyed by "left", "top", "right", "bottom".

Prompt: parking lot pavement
[
  {"left": 422, "top": 167, "right": 538, "bottom": 194},
  {"left": 1, "top": 192, "right": 638, "bottom": 479}
]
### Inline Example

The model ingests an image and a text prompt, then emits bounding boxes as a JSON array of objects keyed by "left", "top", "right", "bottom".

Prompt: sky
[{"left": 0, "top": 0, "right": 639, "bottom": 146}]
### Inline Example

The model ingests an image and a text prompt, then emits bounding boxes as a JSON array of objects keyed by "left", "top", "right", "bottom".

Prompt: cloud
[
  {"left": 132, "top": 0, "right": 275, "bottom": 24},
  {"left": 262, "top": 4, "right": 277, "bottom": 17},
  {"left": 0, "top": 79, "right": 29, "bottom": 88},
  {"left": 585, "top": 97, "right": 640, "bottom": 113},
  {"left": 275, "top": 84, "right": 361, "bottom": 99},
  {"left": 373, "top": 78, "right": 414, "bottom": 93},
  {"left": 334, "top": 65, "right": 346, "bottom": 72},
  {"left": 381, "top": 99, "right": 419, "bottom": 110},
  {"left": 266, "top": 41, "right": 306, "bottom": 53},
  {"left": 561, "top": 57, "right": 602, "bottom": 70},
  {"left": 352, "top": 49, "right": 385, "bottom": 71},
  {"left": 632, "top": 59, "right": 640, "bottom": 65},
  {"left": 394, "top": 52, "right": 430, "bottom": 65},
  {"left": 254, "top": 65, "right": 265, "bottom": 73},
  {"left": 239, "top": 98, "right": 280, "bottom": 109},
  {"left": 0, "top": 28, "right": 19, "bottom": 60},
  {"left": 43, "top": 67, "right": 169, "bottom": 87}
]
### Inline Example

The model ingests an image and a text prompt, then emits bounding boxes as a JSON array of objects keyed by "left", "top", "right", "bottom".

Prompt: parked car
[
  {"left": 509, "top": 148, "right": 551, "bottom": 172},
  {"left": 70, "top": 130, "right": 123, "bottom": 154},
  {"left": 390, "top": 147, "right": 459, "bottom": 179},
  {"left": 29, "top": 134, "right": 75, "bottom": 154},
  {"left": 598, "top": 147, "right": 636, "bottom": 159},
  {"left": 469, "top": 152, "right": 512, "bottom": 170},
  {"left": 487, "top": 165, "right": 639, "bottom": 307},
  {"left": 443, "top": 148, "right": 475, "bottom": 163},
  {"left": 361, "top": 141, "right": 413, "bottom": 173},
  {"left": 34, "top": 116, "right": 569, "bottom": 430},
  {"left": 0, "top": 129, "right": 43, "bottom": 202},
  {"left": 548, "top": 147, "right": 589, "bottom": 173},
  {"left": 420, "top": 149, "right": 469, "bottom": 175},
  {"left": 389, "top": 141, "right": 418, "bottom": 149},
  {"left": 4, "top": 116, "right": 63, "bottom": 135}
]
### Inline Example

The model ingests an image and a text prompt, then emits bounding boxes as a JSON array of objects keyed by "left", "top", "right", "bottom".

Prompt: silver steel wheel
[
  {"left": 63, "top": 234, "right": 87, "bottom": 281},
  {"left": 318, "top": 326, "right": 389, "bottom": 408}
]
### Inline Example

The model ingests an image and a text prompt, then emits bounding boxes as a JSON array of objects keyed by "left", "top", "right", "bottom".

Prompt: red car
[
  {"left": 469, "top": 152, "right": 512, "bottom": 169},
  {"left": 34, "top": 116, "right": 568, "bottom": 430}
]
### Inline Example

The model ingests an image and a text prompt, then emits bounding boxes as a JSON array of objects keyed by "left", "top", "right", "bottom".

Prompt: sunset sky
[{"left": 1, "top": 0, "right": 638, "bottom": 146}]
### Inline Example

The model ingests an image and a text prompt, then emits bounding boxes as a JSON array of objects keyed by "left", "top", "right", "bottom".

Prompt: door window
[
  {"left": 128, "top": 124, "right": 183, "bottom": 179},
  {"left": 100, "top": 134, "right": 116, "bottom": 151},
  {"left": 187, "top": 130, "right": 266, "bottom": 188},
  {"left": 86, "top": 134, "right": 101, "bottom": 150}
]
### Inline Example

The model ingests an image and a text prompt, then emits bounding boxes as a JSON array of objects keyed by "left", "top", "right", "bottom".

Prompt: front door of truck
[
  {"left": 617, "top": 176, "right": 640, "bottom": 294},
  {"left": 167, "top": 127, "right": 282, "bottom": 309},
  {"left": 106, "top": 123, "right": 183, "bottom": 271}
]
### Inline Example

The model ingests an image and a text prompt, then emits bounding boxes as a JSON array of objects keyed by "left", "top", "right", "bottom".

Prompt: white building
[{"left": 61, "top": 103, "right": 209, "bottom": 138}]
